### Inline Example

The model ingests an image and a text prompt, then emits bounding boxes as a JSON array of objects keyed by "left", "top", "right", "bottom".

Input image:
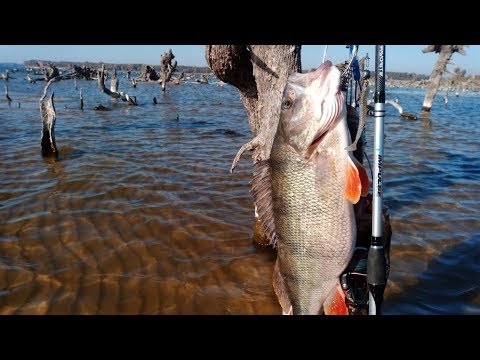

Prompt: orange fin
[
  {"left": 324, "top": 283, "right": 349, "bottom": 315},
  {"left": 344, "top": 156, "right": 362, "bottom": 203},
  {"left": 352, "top": 156, "right": 370, "bottom": 197}
]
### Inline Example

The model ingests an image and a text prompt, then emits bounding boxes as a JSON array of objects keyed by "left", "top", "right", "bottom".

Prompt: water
[{"left": 0, "top": 66, "right": 479, "bottom": 314}]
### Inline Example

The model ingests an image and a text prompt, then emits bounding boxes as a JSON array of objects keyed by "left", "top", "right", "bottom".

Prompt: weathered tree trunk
[
  {"left": 206, "top": 45, "right": 301, "bottom": 167},
  {"left": 135, "top": 65, "right": 160, "bottom": 82},
  {"left": 5, "top": 84, "right": 12, "bottom": 105},
  {"left": 160, "top": 49, "right": 177, "bottom": 91},
  {"left": 422, "top": 45, "right": 466, "bottom": 112},
  {"left": 197, "top": 74, "right": 209, "bottom": 84},
  {"left": 206, "top": 45, "right": 302, "bottom": 243},
  {"left": 80, "top": 88, "right": 84, "bottom": 110},
  {"left": 97, "top": 64, "right": 137, "bottom": 105},
  {"left": 72, "top": 65, "right": 94, "bottom": 80},
  {"left": 39, "top": 79, "right": 58, "bottom": 158},
  {"left": 110, "top": 68, "right": 119, "bottom": 93},
  {"left": 42, "top": 63, "right": 59, "bottom": 81}
]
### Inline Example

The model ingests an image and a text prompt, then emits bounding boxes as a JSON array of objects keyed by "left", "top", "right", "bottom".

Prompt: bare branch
[
  {"left": 97, "top": 64, "right": 137, "bottom": 105},
  {"left": 230, "top": 137, "right": 260, "bottom": 173}
]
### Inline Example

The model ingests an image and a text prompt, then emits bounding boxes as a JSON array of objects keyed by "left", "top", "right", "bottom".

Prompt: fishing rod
[{"left": 367, "top": 45, "right": 387, "bottom": 315}]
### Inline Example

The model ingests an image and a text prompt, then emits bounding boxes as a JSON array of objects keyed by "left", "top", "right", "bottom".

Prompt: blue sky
[{"left": 0, "top": 45, "right": 478, "bottom": 75}]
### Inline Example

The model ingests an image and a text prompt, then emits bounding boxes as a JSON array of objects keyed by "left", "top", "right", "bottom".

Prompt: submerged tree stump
[
  {"left": 97, "top": 64, "right": 137, "bottom": 105},
  {"left": 5, "top": 84, "right": 12, "bottom": 105},
  {"left": 160, "top": 49, "right": 177, "bottom": 91},
  {"left": 39, "top": 80, "right": 58, "bottom": 158},
  {"left": 422, "top": 45, "right": 466, "bottom": 112},
  {"left": 136, "top": 65, "right": 160, "bottom": 82}
]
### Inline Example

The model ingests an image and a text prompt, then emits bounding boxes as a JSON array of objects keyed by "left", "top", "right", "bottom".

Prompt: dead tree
[
  {"left": 39, "top": 79, "right": 58, "bottom": 157},
  {"left": 136, "top": 65, "right": 159, "bottom": 82},
  {"left": 206, "top": 45, "right": 301, "bottom": 171},
  {"left": 196, "top": 74, "right": 209, "bottom": 84},
  {"left": 41, "top": 62, "right": 60, "bottom": 81},
  {"left": 1, "top": 70, "right": 9, "bottom": 81},
  {"left": 73, "top": 65, "right": 94, "bottom": 80},
  {"left": 110, "top": 68, "right": 119, "bottom": 93},
  {"left": 80, "top": 88, "right": 84, "bottom": 110},
  {"left": 206, "top": 45, "right": 302, "bottom": 243},
  {"left": 422, "top": 45, "right": 466, "bottom": 112},
  {"left": 5, "top": 84, "right": 12, "bottom": 106},
  {"left": 170, "top": 70, "right": 185, "bottom": 85},
  {"left": 367, "top": 99, "right": 417, "bottom": 120},
  {"left": 160, "top": 49, "right": 177, "bottom": 91},
  {"left": 30, "top": 63, "right": 61, "bottom": 82},
  {"left": 452, "top": 66, "right": 467, "bottom": 92},
  {"left": 97, "top": 64, "right": 137, "bottom": 105}
]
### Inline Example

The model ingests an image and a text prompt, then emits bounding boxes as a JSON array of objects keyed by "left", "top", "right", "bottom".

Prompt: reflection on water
[{"left": 1, "top": 67, "right": 479, "bottom": 314}]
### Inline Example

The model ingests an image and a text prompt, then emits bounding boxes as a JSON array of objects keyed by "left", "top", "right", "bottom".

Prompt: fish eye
[{"left": 282, "top": 98, "right": 293, "bottom": 110}]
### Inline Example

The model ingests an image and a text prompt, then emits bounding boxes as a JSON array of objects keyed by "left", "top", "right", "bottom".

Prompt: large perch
[{"left": 97, "top": 64, "right": 137, "bottom": 105}]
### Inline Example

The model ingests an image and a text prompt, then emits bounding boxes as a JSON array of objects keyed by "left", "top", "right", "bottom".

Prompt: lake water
[{"left": 0, "top": 66, "right": 479, "bottom": 314}]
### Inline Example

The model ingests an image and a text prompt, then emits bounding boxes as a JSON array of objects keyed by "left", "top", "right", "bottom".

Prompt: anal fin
[
  {"left": 273, "top": 259, "right": 292, "bottom": 315},
  {"left": 323, "top": 283, "right": 349, "bottom": 315}
]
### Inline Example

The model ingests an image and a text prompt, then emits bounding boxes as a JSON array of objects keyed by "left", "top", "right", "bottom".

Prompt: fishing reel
[{"left": 341, "top": 247, "right": 369, "bottom": 315}]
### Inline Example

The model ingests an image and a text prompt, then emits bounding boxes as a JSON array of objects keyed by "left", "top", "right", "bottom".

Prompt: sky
[{"left": 0, "top": 45, "right": 478, "bottom": 76}]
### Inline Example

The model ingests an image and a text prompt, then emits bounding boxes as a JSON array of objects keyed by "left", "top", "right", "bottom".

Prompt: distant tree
[
  {"left": 422, "top": 45, "right": 467, "bottom": 112},
  {"left": 452, "top": 66, "right": 467, "bottom": 89}
]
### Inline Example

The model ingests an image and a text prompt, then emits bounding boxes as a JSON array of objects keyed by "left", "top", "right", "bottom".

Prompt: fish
[{"left": 268, "top": 60, "right": 369, "bottom": 315}]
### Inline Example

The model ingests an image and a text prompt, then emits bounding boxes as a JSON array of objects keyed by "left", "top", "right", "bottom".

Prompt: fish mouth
[
  {"left": 288, "top": 61, "right": 334, "bottom": 86},
  {"left": 313, "top": 60, "right": 332, "bottom": 74}
]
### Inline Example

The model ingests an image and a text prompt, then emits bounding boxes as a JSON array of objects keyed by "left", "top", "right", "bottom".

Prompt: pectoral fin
[
  {"left": 344, "top": 155, "right": 370, "bottom": 203},
  {"left": 352, "top": 155, "right": 370, "bottom": 197}
]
